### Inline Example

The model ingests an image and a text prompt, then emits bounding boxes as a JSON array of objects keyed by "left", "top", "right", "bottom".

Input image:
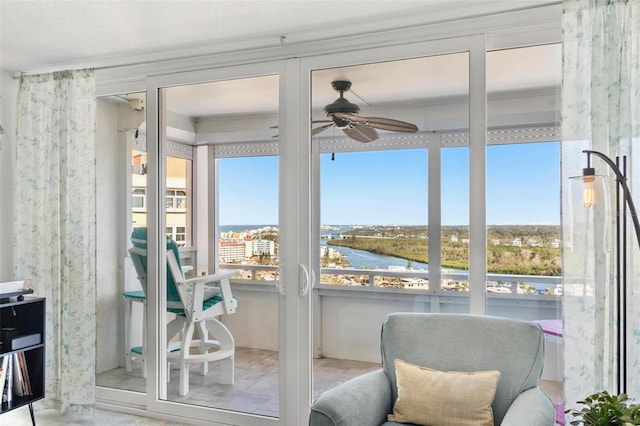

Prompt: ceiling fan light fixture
[{"left": 333, "top": 117, "right": 351, "bottom": 129}]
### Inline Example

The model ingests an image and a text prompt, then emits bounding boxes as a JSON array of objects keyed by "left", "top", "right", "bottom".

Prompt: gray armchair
[{"left": 309, "top": 313, "right": 555, "bottom": 426}]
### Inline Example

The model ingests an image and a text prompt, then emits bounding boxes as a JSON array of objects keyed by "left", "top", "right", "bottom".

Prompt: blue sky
[{"left": 218, "top": 141, "right": 560, "bottom": 226}]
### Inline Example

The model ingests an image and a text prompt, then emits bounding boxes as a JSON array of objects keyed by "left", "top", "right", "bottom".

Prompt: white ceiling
[
  {"left": 1, "top": 0, "right": 560, "bottom": 119},
  {"left": 165, "top": 43, "right": 561, "bottom": 119}
]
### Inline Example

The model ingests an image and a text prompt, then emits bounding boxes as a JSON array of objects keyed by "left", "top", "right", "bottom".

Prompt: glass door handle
[
  {"left": 299, "top": 264, "right": 310, "bottom": 296},
  {"left": 276, "top": 265, "right": 286, "bottom": 296}
]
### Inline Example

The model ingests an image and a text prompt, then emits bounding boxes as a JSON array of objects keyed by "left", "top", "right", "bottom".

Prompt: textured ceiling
[{"left": 0, "top": 0, "right": 555, "bottom": 73}]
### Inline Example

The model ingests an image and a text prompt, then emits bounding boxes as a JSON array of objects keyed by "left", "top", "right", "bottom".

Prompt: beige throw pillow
[{"left": 388, "top": 359, "right": 500, "bottom": 426}]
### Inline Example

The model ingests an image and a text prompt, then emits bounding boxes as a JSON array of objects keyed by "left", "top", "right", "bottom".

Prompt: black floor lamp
[{"left": 571, "top": 149, "right": 640, "bottom": 395}]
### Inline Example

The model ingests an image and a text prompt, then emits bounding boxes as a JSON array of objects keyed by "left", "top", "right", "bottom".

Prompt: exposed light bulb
[{"left": 583, "top": 174, "right": 596, "bottom": 208}]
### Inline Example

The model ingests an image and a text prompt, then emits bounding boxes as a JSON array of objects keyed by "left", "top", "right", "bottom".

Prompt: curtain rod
[{"left": 10, "top": 35, "right": 297, "bottom": 80}]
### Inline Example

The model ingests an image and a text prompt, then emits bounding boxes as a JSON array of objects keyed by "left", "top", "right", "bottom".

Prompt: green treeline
[{"left": 326, "top": 225, "right": 561, "bottom": 276}]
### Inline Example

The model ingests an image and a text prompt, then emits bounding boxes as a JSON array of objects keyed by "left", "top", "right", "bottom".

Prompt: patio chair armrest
[
  {"left": 309, "top": 369, "right": 391, "bottom": 426},
  {"left": 183, "top": 270, "right": 237, "bottom": 314},
  {"left": 184, "top": 270, "right": 237, "bottom": 286},
  {"left": 501, "top": 387, "right": 556, "bottom": 426}
]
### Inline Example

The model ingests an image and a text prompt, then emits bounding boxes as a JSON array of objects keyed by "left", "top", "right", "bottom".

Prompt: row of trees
[
  {"left": 328, "top": 234, "right": 561, "bottom": 276},
  {"left": 334, "top": 225, "right": 560, "bottom": 248}
]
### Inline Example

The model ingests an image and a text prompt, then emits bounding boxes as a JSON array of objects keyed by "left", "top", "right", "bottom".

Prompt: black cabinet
[{"left": 1, "top": 296, "right": 45, "bottom": 425}]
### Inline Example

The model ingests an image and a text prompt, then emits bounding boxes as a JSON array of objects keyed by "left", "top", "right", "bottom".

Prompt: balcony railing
[
  {"left": 218, "top": 262, "right": 563, "bottom": 382},
  {"left": 220, "top": 263, "right": 562, "bottom": 296}
]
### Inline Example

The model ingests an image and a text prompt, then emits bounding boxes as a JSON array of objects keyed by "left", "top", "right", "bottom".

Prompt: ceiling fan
[{"left": 312, "top": 80, "right": 419, "bottom": 143}]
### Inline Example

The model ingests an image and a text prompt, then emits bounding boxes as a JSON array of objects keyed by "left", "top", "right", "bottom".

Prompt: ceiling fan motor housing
[
  {"left": 324, "top": 97, "right": 360, "bottom": 115},
  {"left": 324, "top": 81, "right": 360, "bottom": 128}
]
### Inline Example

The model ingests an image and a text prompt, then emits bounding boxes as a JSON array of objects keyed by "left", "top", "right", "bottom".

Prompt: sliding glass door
[
  {"left": 94, "top": 18, "right": 562, "bottom": 425},
  {"left": 305, "top": 45, "right": 472, "bottom": 405},
  {"left": 300, "top": 36, "right": 562, "bottom": 417},
  {"left": 484, "top": 43, "right": 563, "bottom": 405},
  {"left": 141, "top": 63, "right": 294, "bottom": 426}
]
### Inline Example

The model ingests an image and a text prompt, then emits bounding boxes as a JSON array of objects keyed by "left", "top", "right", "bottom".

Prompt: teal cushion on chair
[
  {"left": 131, "top": 227, "right": 182, "bottom": 303},
  {"left": 123, "top": 290, "right": 146, "bottom": 301},
  {"left": 132, "top": 227, "right": 237, "bottom": 315},
  {"left": 166, "top": 293, "right": 230, "bottom": 315}
]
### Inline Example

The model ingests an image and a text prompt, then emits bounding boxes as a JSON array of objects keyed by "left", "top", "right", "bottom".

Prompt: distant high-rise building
[
  {"left": 219, "top": 241, "right": 248, "bottom": 263},
  {"left": 252, "top": 240, "right": 275, "bottom": 257}
]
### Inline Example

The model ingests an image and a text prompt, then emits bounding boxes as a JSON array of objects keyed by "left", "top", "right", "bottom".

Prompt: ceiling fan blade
[
  {"left": 364, "top": 117, "right": 418, "bottom": 133},
  {"left": 312, "top": 123, "right": 333, "bottom": 135},
  {"left": 334, "top": 112, "right": 418, "bottom": 133},
  {"left": 312, "top": 119, "right": 333, "bottom": 124},
  {"left": 343, "top": 124, "right": 378, "bottom": 143}
]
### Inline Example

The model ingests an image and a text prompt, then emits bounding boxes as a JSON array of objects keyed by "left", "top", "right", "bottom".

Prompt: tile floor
[
  {"left": 91, "top": 347, "right": 379, "bottom": 418},
  {"left": 3, "top": 347, "right": 562, "bottom": 425},
  {"left": 1, "top": 407, "right": 182, "bottom": 426}
]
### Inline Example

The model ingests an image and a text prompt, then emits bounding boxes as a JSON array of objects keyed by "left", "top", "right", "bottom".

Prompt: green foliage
[
  {"left": 327, "top": 224, "right": 561, "bottom": 276},
  {"left": 567, "top": 391, "right": 640, "bottom": 426}
]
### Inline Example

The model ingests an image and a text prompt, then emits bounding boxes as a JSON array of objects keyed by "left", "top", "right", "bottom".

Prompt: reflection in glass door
[
  {"left": 484, "top": 43, "right": 563, "bottom": 408},
  {"left": 94, "top": 92, "right": 148, "bottom": 396},
  {"left": 157, "top": 75, "right": 280, "bottom": 417}
]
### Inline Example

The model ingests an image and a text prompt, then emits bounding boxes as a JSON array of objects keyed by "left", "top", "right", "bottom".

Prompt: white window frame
[
  {"left": 132, "top": 187, "right": 146, "bottom": 211},
  {"left": 165, "top": 188, "right": 187, "bottom": 211}
]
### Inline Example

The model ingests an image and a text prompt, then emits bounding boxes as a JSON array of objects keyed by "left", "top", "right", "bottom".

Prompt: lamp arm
[{"left": 584, "top": 150, "right": 640, "bottom": 248}]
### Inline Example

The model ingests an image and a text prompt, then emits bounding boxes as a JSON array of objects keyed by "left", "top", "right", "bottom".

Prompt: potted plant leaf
[{"left": 566, "top": 391, "right": 640, "bottom": 425}]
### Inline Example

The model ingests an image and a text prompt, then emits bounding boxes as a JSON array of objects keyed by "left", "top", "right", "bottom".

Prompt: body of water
[
  {"left": 221, "top": 225, "right": 559, "bottom": 291},
  {"left": 320, "top": 226, "right": 429, "bottom": 270},
  {"left": 220, "top": 225, "right": 277, "bottom": 233},
  {"left": 319, "top": 227, "right": 558, "bottom": 291},
  {"left": 221, "top": 224, "right": 421, "bottom": 269},
  {"left": 322, "top": 241, "right": 429, "bottom": 270}
]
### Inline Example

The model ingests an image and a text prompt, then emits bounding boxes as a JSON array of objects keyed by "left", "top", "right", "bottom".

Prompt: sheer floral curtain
[
  {"left": 14, "top": 69, "right": 97, "bottom": 413},
  {"left": 561, "top": 0, "right": 640, "bottom": 415}
]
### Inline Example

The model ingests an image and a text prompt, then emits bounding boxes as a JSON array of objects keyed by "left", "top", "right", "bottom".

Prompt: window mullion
[
  {"left": 428, "top": 137, "right": 441, "bottom": 295},
  {"left": 468, "top": 37, "right": 488, "bottom": 315}
]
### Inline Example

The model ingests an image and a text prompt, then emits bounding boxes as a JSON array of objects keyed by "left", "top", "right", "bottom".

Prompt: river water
[
  {"left": 222, "top": 225, "right": 426, "bottom": 270},
  {"left": 319, "top": 228, "right": 558, "bottom": 292},
  {"left": 222, "top": 225, "right": 558, "bottom": 291},
  {"left": 320, "top": 226, "right": 430, "bottom": 270},
  {"left": 321, "top": 240, "right": 429, "bottom": 270}
]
